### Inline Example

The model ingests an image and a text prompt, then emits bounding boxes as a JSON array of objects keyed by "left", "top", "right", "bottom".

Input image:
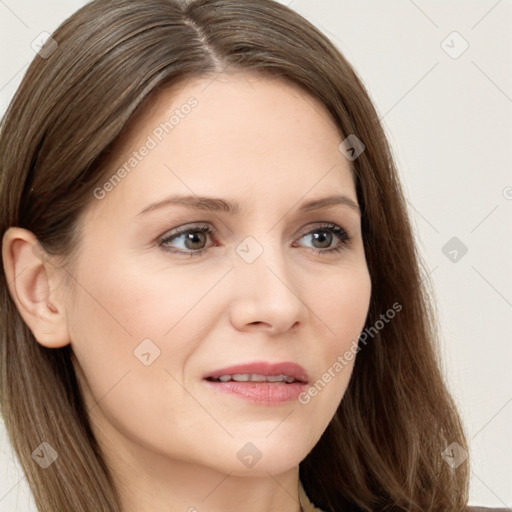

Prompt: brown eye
[
  {"left": 160, "top": 224, "right": 214, "bottom": 256},
  {"left": 181, "top": 231, "right": 208, "bottom": 250},
  {"left": 294, "top": 224, "right": 350, "bottom": 254},
  {"left": 309, "top": 230, "right": 334, "bottom": 249}
]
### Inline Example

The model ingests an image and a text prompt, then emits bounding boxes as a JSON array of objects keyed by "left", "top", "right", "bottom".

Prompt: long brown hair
[{"left": 0, "top": 0, "right": 470, "bottom": 510}]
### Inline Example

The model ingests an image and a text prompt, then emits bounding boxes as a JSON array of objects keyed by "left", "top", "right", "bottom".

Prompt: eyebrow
[{"left": 136, "top": 193, "right": 361, "bottom": 217}]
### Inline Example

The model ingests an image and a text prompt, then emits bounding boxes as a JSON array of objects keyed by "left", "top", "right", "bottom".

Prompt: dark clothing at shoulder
[{"left": 466, "top": 507, "right": 511, "bottom": 511}]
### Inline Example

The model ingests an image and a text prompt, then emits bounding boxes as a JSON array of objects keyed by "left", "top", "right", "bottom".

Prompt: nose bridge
[{"left": 229, "top": 232, "right": 306, "bottom": 330}]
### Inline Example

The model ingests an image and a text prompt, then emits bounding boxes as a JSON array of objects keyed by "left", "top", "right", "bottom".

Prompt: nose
[{"left": 228, "top": 238, "right": 308, "bottom": 335}]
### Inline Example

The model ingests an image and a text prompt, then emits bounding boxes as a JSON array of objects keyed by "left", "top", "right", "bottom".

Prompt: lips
[
  {"left": 203, "top": 361, "right": 309, "bottom": 405},
  {"left": 203, "top": 361, "right": 309, "bottom": 384}
]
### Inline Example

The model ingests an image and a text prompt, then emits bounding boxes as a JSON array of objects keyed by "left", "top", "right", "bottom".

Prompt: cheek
[
  {"left": 66, "top": 268, "right": 199, "bottom": 454},
  {"left": 66, "top": 252, "right": 228, "bottom": 410},
  {"left": 93, "top": 252, "right": 231, "bottom": 338},
  {"left": 315, "top": 262, "right": 372, "bottom": 351},
  {"left": 297, "top": 263, "right": 371, "bottom": 412}
]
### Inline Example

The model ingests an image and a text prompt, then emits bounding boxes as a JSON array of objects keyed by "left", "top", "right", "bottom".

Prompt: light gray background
[{"left": 1, "top": 1, "right": 511, "bottom": 510}]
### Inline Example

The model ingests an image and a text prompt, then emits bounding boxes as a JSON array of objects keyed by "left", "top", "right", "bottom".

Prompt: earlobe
[{"left": 1, "top": 227, "right": 71, "bottom": 348}]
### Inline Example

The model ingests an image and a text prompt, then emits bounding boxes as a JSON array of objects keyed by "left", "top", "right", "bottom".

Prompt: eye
[
  {"left": 160, "top": 224, "right": 215, "bottom": 257},
  {"left": 294, "top": 223, "right": 351, "bottom": 254},
  {"left": 159, "top": 222, "right": 351, "bottom": 256}
]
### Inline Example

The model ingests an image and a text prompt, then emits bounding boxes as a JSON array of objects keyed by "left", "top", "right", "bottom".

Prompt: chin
[{"left": 214, "top": 435, "right": 311, "bottom": 477}]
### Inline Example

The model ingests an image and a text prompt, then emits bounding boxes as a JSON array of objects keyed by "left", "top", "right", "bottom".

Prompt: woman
[{"left": 0, "top": 1, "right": 502, "bottom": 511}]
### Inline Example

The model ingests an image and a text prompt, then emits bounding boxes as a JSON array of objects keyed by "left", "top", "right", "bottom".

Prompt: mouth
[
  {"left": 203, "top": 361, "right": 309, "bottom": 383},
  {"left": 202, "top": 361, "right": 309, "bottom": 405}
]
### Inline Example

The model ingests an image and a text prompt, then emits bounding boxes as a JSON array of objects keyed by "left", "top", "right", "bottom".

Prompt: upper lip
[{"left": 203, "top": 361, "right": 309, "bottom": 383}]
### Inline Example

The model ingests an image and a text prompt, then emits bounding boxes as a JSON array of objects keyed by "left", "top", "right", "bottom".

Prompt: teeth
[
  {"left": 232, "top": 373, "right": 250, "bottom": 381},
  {"left": 266, "top": 375, "right": 285, "bottom": 382},
  {"left": 214, "top": 374, "right": 297, "bottom": 383}
]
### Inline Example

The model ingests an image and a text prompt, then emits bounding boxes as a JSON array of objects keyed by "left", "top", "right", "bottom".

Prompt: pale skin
[{"left": 2, "top": 71, "right": 371, "bottom": 512}]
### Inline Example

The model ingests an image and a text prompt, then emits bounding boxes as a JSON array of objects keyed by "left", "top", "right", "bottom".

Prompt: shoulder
[
  {"left": 299, "top": 483, "right": 509, "bottom": 512},
  {"left": 466, "top": 507, "right": 511, "bottom": 511}
]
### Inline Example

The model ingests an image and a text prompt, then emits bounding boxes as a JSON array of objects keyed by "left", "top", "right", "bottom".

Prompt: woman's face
[{"left": 65, "top": 71, "right": 371, "bottom": 477}]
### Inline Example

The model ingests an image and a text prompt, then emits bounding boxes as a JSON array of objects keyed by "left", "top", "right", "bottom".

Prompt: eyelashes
[
  {"left": 160, "top": 224, "right": 213, "bottom": 257},
  {"left": 158, "top": 222, "right": 352, "bottom": 257}
]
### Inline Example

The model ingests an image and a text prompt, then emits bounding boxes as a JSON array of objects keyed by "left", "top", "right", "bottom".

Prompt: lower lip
[{"left": 203, "top": 379, "right": 307, "bottom": 405}]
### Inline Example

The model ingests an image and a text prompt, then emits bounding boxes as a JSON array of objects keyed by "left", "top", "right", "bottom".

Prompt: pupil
[
  {"left": 313, "top": 231, "right": 331, "bottom": 248},
  {"left": 186, "top": 232, "right": 206, "bottom": 250}
]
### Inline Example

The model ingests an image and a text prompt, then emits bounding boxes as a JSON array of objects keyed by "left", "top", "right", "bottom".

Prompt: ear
[{"left": 1, "top": 227, "right": 71, "bottom": 348}]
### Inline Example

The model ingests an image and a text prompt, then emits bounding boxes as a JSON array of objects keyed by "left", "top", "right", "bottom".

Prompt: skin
[{"left": 3, "top": 71, "right": 371, "bottom": 512}]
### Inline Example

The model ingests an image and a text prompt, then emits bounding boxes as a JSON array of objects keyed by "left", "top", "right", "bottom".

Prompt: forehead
[
  {"left": 85, "top": 71, "right": 354, "bottom": 221},
  {"left": 115, "top": 70, "right": 344, "bottom": 157}
]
